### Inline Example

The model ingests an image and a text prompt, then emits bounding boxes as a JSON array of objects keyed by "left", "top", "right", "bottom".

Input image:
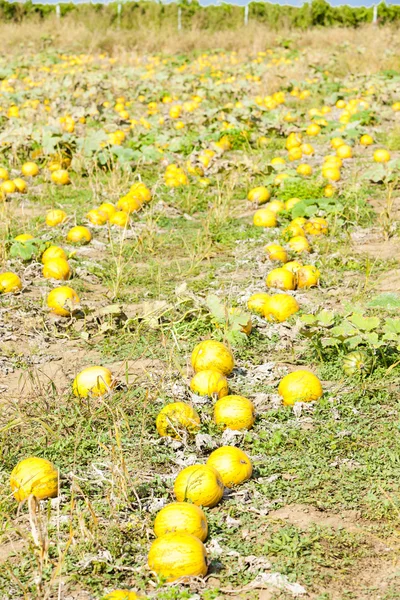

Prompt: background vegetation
[{"left": 1, "top": 0, "right": 400, "bottom": 29}]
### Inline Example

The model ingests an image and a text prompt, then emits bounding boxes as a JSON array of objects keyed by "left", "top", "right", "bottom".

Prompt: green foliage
[
  {"left": 8, "top": 239, "right": 47, "bottom": 262},
  {"left": 300, "top": 308, "right": 400, "bottom": 365},
  {"left": 206, "top": 293, "right": 251, "bottom": 346},
  {"left": 0, "top": 0, "right": 399, "bottom": 29}
]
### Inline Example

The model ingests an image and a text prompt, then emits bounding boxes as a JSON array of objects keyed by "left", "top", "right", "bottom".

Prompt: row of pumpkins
[
  {"left": 4, "top": 111, "right": 393, "bottom": 598},
  {"left": 0, "top": 181, "right": 152, "bottom": 298}
]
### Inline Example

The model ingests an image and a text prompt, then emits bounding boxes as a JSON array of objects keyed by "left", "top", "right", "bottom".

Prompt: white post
[
  {"left": 55, "top": 4, "right": 60, "bottom": 19},
  {"left": 178, "top": 6, "right": 182, "bottom": 31},
  {"left": 244, "top": 4, "right": 249, "bottom": 26},
  {"left": 373, "top": 4, "right": 378, "bottom": 24}
]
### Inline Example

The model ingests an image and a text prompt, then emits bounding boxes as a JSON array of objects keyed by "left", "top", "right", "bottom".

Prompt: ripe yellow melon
[
  {"left": 0, "top": 272, "right": 22, "bottom": 293},
  {"left": 154, "top": 502, "right": 208, "bottom": 541},
  {"left": 278, "top": 370, "right": 323, "bottom": 406},
  {"left": 191, "top": 340, "right": 234, "bottom": 375},
  {"left": 174, "top": 464, "right": 224, "bottom": 507},
  {"left": 190, "top": 370, "right": 228, "bottom": 399},
  {"left": 156, "top": 402, "right": 200, "bottom": 439},
  {"left": 148, "top": 532, "right": 207, "bottom": 582},
  {"left": 73, "top": 366, "right": 113, "bottom": 398},
  {"left": 206, "top": 446, "right": 252, "bottom": 488},
  {"left": 47, "top": 286, "right": 80, "bottom": 316},
  {"left": 10, "top": 457, "right": 58, "bottom": 502},
  {"left": 214, "top": 395, "right": 255, "bottom": 431}
]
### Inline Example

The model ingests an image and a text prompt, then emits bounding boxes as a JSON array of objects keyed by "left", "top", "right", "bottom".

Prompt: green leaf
[
  {"left": 316, "top": 310, "right": 335, "bottom": 327},
  {"left": 79, "top": 129, "right": 108, "bottom": 156},
  {"left": 348, "top": 314, "right": 380, "bottom": 332},
  {"left": 206, "top": 294, "right": 226, "bottom": 322},
  {"left": 9, "top": 240, "right": 47, "bottom": 262},
  {"left": 345, "top": 335, "right": 364, "bottom": 349},
  {"left": 360, "top": 164, "right": 386, "bottom": 183},
  {"left": 368, "top": 293, "right": 400, "bottom": 309},
  {"left": 331, "top": 321, "right": 357, "bottom": 338},
  {"left": 300, "top": 314, "right": 317, "bottom": 325},
  {"left": 383, "top": 318, "right": 400, "bottom": 335},
  {"left": 321, "top": 337, "right": 341, "bottom": 348},
  {"left": 363, "top": 332, "right": 381, "bottom": 347}
]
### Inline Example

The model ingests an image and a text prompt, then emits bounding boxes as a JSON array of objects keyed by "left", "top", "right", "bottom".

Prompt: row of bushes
[{"left": 1, "top": 0, "right": 400, "bottom": 29}]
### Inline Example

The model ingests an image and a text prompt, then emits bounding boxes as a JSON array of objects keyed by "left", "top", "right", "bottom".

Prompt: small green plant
[
  {"left": 206, "top": 294, "right": 251, "bottom": 346},
  {"left": 300, "top": 307, "right": 400, "bottom": 368}
]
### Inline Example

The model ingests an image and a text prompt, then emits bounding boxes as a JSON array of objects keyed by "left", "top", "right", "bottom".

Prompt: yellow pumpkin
[
  {"left": 263, "top": 294, "right": 300, "bottom": 322},
  {"left": 42, "top": 245, "right": 67, "bottom": 264},
  {"left": 282, "top": 223, "right": 306, "bottom": 239},
  {"left": 1, "top": 180, "right": 17, "bottom": 195},
  {"left": 304, "top": 217, "right": 328, "bottom": 236},
  {"left": 14, "top": 233, "right": 33, "bottom": 242},
  {"left": 288, "top": 147, "right": 302, "bottom": 161},
  {"left": 66, "top": 226, "right": 92, "bottom": 244},
  {"left": 336, "top": 144, "right": 352, "bottom": 159},
  {"left": 214, "top": 395, "right": 255, "bottom": 431},
  {"left": 296, "top": 163, "right": 312, "bottom": 177},
  {"left": 46, "top": 209, "right": 67, "bottom": 227},
  {"left": 191, "top": 340, "right": 234, "bottom": 375},
  {"left": 331, "top": 136, "right": 345, "bottom": 148},
  {"left": 286, "top": 132, "right": 302, "bottom": 150},
  {"left": 13, "top": 178, "right": 28, "bottom": 193},
  {"left": 110, "top": 211, "right": 130, "bottom": 227},
  {"left": 265, "top": 200, "right": 285, "bottom": 214},
  {"left": 288, "top": 236, "right": 310, "bottom": 253},
  {"left": 148, "top": 532, "right": 207, "bottom": 582},
  {"left": 10, "top": 457, "right": 58, "bottom": 502},
  {"left": 0, "top": 272, "right": 22, "bottom": 293},
  {"left": 278, "top": 370, "right": 323, "bottom": 406},
  {"left": 247, "top": 186, "right": 270, "bottom": 205},
  {"left": 360, "top": 134, "right": 373, "bottom": 146},
  {"left": 174, "top": 465, "right": 224, "bottom": 507},
  {"left": 156, "top": 402, "right": 200, "bottom": 439},
  {"left": 324, "top": 184, "right": 335, "bottom": 197},
  {"left": 283, "top": 260, "right": 303, "bottom": 273},
  {"left": 73, "top": 366, "right": 113, "bottom": 398},
  {"left": 86, "top": 209, "right": 108, "bottom": 226},
  {"left": 117, "top": 195, "right": 143, "bottom": 214},
  {"left": 47, "top": 286, "right": 80, "bottom": 316},
  {"left": 264, "top": 243, "right": 288, "bottom": 263},
  {"left": 154, "top": 502, "right": 208, "bottom": 541},
  {"left": 324, "top": 155, "right": 342, "bottom": 168},
  {"left": 0, "top": 167, "right": 9, "bottom": 180},
  {"left": 373, "top": 149, "right": 391, "bottom": 163},
  {"left": 297, "top": 265, "right": 320, "bottom": 288},
  {"left": 21, "top": 162, "right": 39, "bottom": 177},
  {"left": 306, "top": 123, "right": 320, "bottom": 136},
  {"left": 247, "top": 292, "right": 270, "bottom": 315},
  {"left": 129, "top": 182, "right": 152, "bottom": 203},
  {"left": 102, "top": 591, "right": 144, "bottom": 600},
  {"left": 51, "top": 169, "right": 70, "bottom": 185},
  {"left": 42, "top": 258, "right": 71, "bottom": 281},
  {"left": 322, "top": 166, "right": 341, "bottom": 182},
  {"left": 98, "top": 203, "right": 116, "bottom": 218},
  {"left": 190, "top": 370, "right": 228, "bottom": 399},
  {"left": 206, "top": 446, "right": 252, "bottom": 488},
  {"left": 266, "top": 268, "right": 296, "bottom": 291},
  {"left": 253, "top": 208, "right": 277, "bottom": 228},
  {"left": 301, "top": 143, "right": 315, "bottom": 156}
]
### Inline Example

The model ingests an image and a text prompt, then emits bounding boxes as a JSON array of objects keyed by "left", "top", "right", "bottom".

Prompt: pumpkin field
[{"left": 1, "top": 23, "right": 400, "bottom": 600}]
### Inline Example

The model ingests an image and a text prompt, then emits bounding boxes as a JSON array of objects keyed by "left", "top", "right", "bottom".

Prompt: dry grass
[{"left": 1, "top": 18, "right": 399, "bottom": 75}]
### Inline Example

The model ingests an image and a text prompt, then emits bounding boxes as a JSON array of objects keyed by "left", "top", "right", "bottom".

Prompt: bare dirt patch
[{"left": 351, "top": 228, "right": 400, "bottom": 260}]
